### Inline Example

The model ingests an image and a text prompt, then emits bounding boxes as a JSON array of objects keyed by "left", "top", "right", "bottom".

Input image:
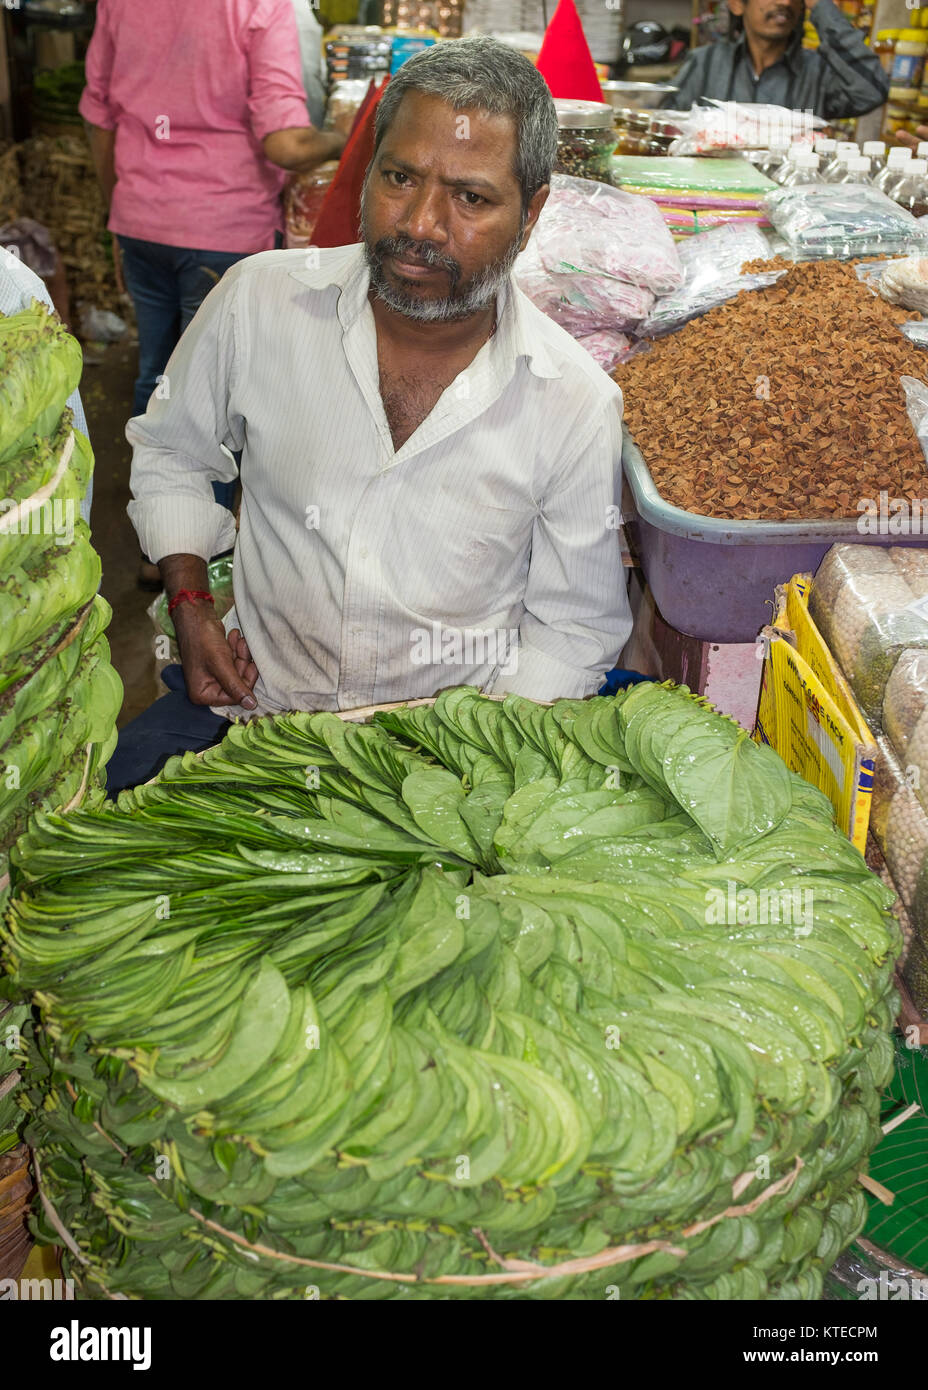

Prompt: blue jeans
[
  {"left": 105, "top": 664, "right": 229, "bottom": 795},
  {"left": 118, "top": 234, "right": 246, "bottom": 510}
]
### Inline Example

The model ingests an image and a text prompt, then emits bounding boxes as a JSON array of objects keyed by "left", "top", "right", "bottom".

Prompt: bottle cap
[
  {"left": 794, "top": 152, "right": 820, "bottom": 168},
  {"left": 553, "top": 99, "right": 614, "bottom": 129}
]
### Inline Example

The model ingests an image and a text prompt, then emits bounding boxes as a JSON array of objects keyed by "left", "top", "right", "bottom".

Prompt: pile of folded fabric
[
  {"left": 611, "top": 155, "right": 777, "bottom": 240},
  {"left": 514, "top": 174, "right": 682, "bottom": 370}
]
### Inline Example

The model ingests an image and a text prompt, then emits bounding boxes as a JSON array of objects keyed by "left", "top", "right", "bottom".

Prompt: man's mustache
[{"left": 373, "top": 236, "right": 461, "bottom": 289}]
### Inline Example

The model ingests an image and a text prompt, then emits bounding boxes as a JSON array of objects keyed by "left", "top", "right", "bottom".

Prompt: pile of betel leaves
[
  {"left": 1, "top": 682, "right": 901, "bottom": 1299},
  {"left": 0, "top": 302, "right": 122, "bottom": 1152}
]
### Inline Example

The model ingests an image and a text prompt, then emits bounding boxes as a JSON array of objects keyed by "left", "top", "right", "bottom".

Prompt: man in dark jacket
[{"left": 662, "top": 0, "right": 888, "bottom": 120}]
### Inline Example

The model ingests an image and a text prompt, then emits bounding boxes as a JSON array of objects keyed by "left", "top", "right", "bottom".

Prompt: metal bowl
[{"left": 600, "top": 80, "right": 678, "bottom": 111}]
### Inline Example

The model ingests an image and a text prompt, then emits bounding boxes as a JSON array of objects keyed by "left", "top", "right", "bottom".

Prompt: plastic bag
[
  {"left": 531, "top": 175, "right": 682, "bottom": 296},
  {"left": 900, "top": 320, "right": 928, "bottom": 347},
  {"left": 668, "top": 100, "right": 822, "bottom": 157},
  {"left": 514, "top": 236, "right": 654, "bottom": 335},
  {"left": 810, "top": 545, "right": 928, "bottom": 729},
  {"left": 825, "top": 1239, "right": 928, "bottom": 1301},
  {"left": 904, "top": 927, "right": 928, "bottom": 1016},
  {"left": 764, "top": 184, "right": 928, "bottom": 260},
  {"left": 903, "top": 375, "right": 928, "bottom": 465},
  {"left": 877, "top": 255, "right": 928, "bottom": 313},
  {"left": 639, "top": 222, "right": 784, "bottom": 337},
  {"left": 323, "top": 78, "right": 371, "bottom": 133},
  {"left": 78, "top": 306, "right": 127, "bottom": 343},
  {"left": 883, "top": 648, "right": 928, "bottom": 820},
  {"left": 285, "top": 161, "right": 339, "bottom": 247},
  {"left": 574, "top": 328, "right": 632, "bottom": 371},
  {"left": 854, "top": 259, "right": 894, "bottom": 288},
  {"left": 870, "top": 734, "right": 928, "bottom": 961}
]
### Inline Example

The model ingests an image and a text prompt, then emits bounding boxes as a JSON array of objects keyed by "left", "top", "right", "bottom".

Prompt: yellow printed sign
[{"left": 754, "top": 575, "right": 877, "bottom": 853}]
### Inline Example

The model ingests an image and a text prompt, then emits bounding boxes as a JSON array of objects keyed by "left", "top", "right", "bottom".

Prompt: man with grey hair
[{"left": 113, "top": 36, "right": 631, "bottom": 790}]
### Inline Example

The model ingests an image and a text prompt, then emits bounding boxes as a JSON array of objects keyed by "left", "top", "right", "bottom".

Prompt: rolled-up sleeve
[
  {"left": 247, "top": 0, "right": 313, "bottom": 142},
  {"left": 126, "top": 270, "right": 243, "bottom": 563},
  {"left": 77, "top": 0, "right": 117, "bottom": 129},
  {"left": 489, "top": 399, "right": 631, "bottom": 701}
]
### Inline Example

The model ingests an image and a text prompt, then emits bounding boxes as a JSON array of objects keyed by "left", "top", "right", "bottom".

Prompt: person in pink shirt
[{"left": 80, "top": 0, "right": 344, "bottom": 550}]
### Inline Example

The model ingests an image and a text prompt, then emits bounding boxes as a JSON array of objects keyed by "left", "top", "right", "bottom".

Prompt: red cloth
[
  {"left": 311, "top": 77, "right": 388, "bottom": 248},
  {"left": 536, "top": 0, "right": 603, "bottom": 103}
]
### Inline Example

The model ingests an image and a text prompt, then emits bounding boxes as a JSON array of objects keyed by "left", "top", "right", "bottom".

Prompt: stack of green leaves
[
  {"left": 0, "top": 1002, "right": 27, "bottom": 1155},
  {"left": 0, "top": 303, "right": 123, "bottom": 871},
  {"left": 0, "top": 302, "right": 122, "bottom": 1153},
  {"left": 2, "top": 683, "right": 902, "bottom": 1299}
]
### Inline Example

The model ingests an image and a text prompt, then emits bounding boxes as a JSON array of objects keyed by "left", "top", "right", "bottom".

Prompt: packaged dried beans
[{"left": 809, "top": 545, "right": 928, "bottom": 728}]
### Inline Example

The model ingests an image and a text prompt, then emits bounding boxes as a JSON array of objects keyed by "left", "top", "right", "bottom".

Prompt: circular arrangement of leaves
[{"left": 2, "top": 683, "right": 900, "bottom": 1299}]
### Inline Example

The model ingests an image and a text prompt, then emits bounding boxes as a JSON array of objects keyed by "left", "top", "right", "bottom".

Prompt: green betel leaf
[
  {"left": 400, "top": 767, "right": 483, "bottom": 864},
  {"left": 663, "top": 722, "right": 792, "bottom": 859}
]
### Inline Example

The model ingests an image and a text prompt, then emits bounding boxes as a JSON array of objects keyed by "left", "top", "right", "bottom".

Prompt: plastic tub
[{"left": 621, "top": 433, "right": 928, "bottom": 642}]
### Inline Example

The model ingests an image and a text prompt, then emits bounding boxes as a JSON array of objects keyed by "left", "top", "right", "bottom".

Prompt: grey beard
[{"left": 363, "top": 232, "right": 524, "bottom": 323}]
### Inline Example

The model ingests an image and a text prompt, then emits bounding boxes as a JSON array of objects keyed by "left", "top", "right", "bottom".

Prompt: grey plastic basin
[{"left": 621, "top": 433, "right": 928, "bottom": 643}]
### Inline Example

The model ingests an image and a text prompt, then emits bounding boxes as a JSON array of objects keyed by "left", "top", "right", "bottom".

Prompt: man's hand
[
  {"left": 174, "top": 603, "right": 258, "bottom": 709},
  {"left": 895, "top": 125, "right": 928, "bottom": 150},
  {"left": 158, "top": 552, "right": 257, "bottom": 709}
]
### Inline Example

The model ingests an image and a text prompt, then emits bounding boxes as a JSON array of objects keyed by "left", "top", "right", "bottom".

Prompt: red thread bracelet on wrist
[{"left": 167, "top": 589, "right": 215, "bottom": 617}]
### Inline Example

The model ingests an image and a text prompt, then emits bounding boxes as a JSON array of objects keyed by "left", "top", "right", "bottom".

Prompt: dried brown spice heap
[{"left": 614, "top": 258, "right": 928, "bottom": 521}]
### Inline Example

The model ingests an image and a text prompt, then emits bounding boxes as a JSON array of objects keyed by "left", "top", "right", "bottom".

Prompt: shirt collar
[{"left": 288, "top": 242, "right": 559, "bottom": 380}]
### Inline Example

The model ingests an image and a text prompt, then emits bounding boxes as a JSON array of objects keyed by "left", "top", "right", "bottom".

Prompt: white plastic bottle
[
  {"left": 875, "top": 145, "right": 913, "bottom": 194},
  {"left": 834, "top": 155, "right": 872, "bottom": 185},
  {"left": 772, "top": 143, "right": 810, "bottom": 185},
  {"left": 891, "top": 158, "right": 928, "bottom": 215},
  {"left": 822, "top": 157, "right": 853, "bottom": 184},
  {"left": 780, "top": 152, "right": 822, "bottom": 187},
  {"left": 863, "top": 140, "right": 887, "bottom": 173},
  {"left": 822, "top": 141, "right": 860, "bottom": 179},
  {"left": 760, "top": 143, "right": 790, "bottom": 177}
]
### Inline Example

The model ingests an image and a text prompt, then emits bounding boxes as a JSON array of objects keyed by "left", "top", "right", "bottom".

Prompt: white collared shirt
[{"left": 127, "top": 244, "right": 631, "bottom": 718}]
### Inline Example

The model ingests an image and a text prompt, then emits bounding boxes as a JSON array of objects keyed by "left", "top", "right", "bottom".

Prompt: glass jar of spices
[{"left": 553, "top": 99, "right": 618, "bottom": 183}]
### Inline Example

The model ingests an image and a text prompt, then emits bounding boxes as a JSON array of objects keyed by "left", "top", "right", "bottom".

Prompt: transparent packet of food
[
  {"left": 870, "top": 732, "right": 928, "bottom": 965},
  {"left": 809, "top": 545, "right": 928, "bottom": 729},
  {"left": 640, "top": 221, "right": 785, "bottom": 337},
  {"left": 763, "top": 184, "right": 928, "bottom": 260},
  {"left": 883, "top": 648, "right": 928, "bottom": 815}
]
